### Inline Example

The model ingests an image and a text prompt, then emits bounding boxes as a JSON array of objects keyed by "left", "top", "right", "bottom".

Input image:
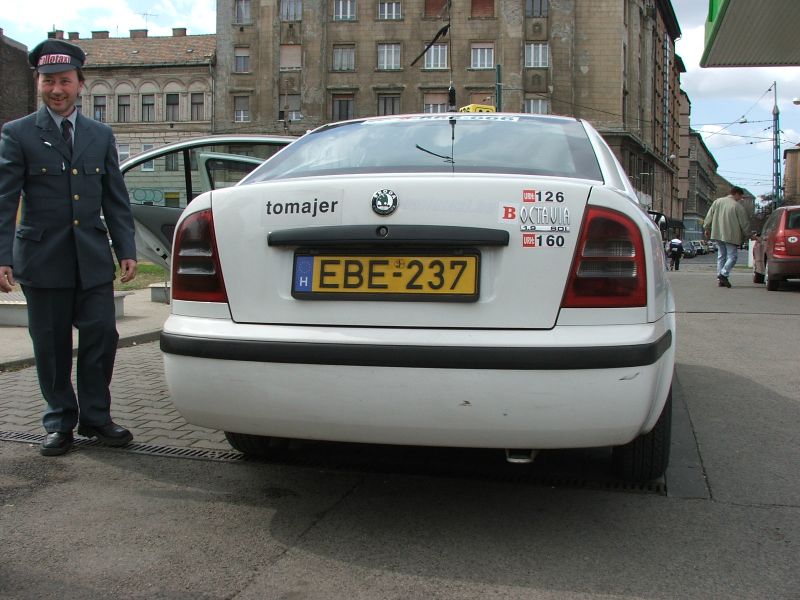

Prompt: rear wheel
[
  {"left": 765, "top": 260, "right": 780, "bottom": 291},
  {"left": 612, "top": 389, "right": 672, "bottom": 481},
  {"left": 224, "top": 432, "right": 288, "bottom": 458}
]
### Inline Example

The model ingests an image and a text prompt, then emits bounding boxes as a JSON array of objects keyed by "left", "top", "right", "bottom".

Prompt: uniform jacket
[
  {"left": 0, "top": 107, "right": 136, "bottom": 289},
  {"left": 704, "top": 195, "right": 750, "bottom": 246}
]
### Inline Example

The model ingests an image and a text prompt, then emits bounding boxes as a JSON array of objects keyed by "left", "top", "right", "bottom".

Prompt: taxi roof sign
[{"left": 458, "top": 104, "right": 496, "bottom": 113}]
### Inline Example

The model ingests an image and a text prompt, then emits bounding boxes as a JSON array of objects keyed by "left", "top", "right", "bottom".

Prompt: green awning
[{"left": 701, "top": 0, "right": 800, "bottom": 67}]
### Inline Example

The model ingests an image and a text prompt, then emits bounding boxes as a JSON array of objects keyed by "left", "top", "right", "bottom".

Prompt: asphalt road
[{"left": 1, "top": 266, "right": 798, "bottom": 599}]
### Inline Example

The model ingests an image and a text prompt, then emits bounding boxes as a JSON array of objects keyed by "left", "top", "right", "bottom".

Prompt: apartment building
[
  {"left": 215, "top": 0, "right": 683, "bottom": 220},
  {"left": 44, "top": 28, "right": 215, "bottom": 161},
  {"left": 0, "top": 29, "right": 36, "bottom": 128},
  {"left": 683, "top": 130, "right": 718, "bottom": 242}
]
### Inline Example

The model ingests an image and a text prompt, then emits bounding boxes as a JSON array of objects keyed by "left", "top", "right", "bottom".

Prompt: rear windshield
[{"left": 242, "top": 114, "right": 603, "bottom": 183}]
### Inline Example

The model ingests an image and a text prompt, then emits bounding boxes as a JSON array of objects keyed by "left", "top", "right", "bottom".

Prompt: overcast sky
[{"left": 3, "top": 0, "right": 799, "bottom": 197}]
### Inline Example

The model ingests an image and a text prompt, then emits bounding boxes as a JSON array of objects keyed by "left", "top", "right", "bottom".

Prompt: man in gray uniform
[{"left": 0, "top": 39, "right": 138, "bottom": 455}]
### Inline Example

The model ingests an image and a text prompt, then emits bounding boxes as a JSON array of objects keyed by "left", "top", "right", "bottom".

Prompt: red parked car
[{"left": 758, "top": 205, "right": 800, "bottom": 291}]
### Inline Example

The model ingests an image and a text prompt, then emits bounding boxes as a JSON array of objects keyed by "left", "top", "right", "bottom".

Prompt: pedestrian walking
[
  {"left": 0, "top": 40, "right": 138, "bottom": 456},
  {"left": 667, "top": 238, "right": 684, "bottom": 271},
  {"left": 703, "top": 186, "right": 752, "bottom": 288}
]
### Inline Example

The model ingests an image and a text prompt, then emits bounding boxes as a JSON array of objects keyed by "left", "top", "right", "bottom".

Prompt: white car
[{"left": 156, "top": 114, "right": 676, "bottom": 481}]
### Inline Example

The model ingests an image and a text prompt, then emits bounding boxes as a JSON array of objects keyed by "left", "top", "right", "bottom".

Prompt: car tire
[
  {"left": 611, "top": 389, "right": 672, "bottom": 481},
  {"left": 765, "top": 261, "right": 780, "bottom": 291},
  {"left": 224, "top": 431, "right": 288, "bottom": 458}
]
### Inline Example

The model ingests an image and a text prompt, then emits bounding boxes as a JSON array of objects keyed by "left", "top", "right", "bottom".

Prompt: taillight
[
  {"left": 561, "top": 206, "right": 646, "bottom": 308},
  {"left": 171, "top": 209, "right": 228, "bottom": 303},
  {"left": 773, "top": 230, "right": 787, "bottom": 256}
]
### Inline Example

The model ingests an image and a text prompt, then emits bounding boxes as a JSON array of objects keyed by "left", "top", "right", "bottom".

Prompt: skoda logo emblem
[{"left": 372, "top": 189, "right": 398, "bottom": 216}]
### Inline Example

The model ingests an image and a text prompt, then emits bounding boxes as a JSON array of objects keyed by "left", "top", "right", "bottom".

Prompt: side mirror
[{"left": 647, "top": 210, "right": 668, "bottom": 233}]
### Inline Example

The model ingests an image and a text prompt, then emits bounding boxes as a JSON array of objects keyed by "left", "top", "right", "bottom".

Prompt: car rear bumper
[
  {"left": 160, "top": 317, "right": 675, "bottom": 448},
  {"left": 767, "top": 256, "right": 800, "bottom": 278}
]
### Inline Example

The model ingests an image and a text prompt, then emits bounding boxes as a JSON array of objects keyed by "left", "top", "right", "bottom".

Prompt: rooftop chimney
[
  {"left": 68, "top": 32, "right": 79, "bottom": 40},
  {"left": 48, "top": 30, "right": 65, "bottom": 40},
  {"left": 91, "top": 31, "right": 110, "bottom": 39},
  {"left": 130, "top": 29, "right": 148, "bottom": 39},
  {"left": 172, "top": 28, "right": 187, "bottom": 37}
]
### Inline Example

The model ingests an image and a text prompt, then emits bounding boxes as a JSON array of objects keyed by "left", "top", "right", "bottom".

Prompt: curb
[{"left": 0, "top": 330, "right": 162, "bottom": 373}]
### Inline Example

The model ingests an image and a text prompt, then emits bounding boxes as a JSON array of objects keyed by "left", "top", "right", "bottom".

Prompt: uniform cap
[{"left": 28, "top": 39, "right": 85, "bottom": 73}]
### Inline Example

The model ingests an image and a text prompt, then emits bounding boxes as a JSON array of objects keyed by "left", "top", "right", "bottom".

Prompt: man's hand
[
  {"left": 119, "top": 259, "right": 138, "bottom": 283},
  {"left": 0, "top": 266, "right": 15, "bottom": 293}
]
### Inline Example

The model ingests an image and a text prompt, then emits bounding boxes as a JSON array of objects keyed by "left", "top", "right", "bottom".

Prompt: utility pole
[
  {"left": 773, "top": 81, "right": 781, "bottom": 206},
  {"left": 495, "top": 65, "right": 502, "bottom": 111}
]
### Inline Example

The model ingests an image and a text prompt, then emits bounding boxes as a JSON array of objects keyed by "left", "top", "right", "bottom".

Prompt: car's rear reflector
[
  {"left": 171, "top": 209, "right": 228, "bottom": 303},
  {"left": 561, "top": 206, "right": 646, "bottom": 308}
]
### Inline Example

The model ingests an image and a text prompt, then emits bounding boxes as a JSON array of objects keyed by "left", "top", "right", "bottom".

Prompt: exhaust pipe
[{"left": 505, "top": 448, "right": 538, "bottom": 464}]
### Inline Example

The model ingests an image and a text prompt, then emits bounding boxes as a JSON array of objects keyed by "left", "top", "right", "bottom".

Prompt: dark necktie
[{"left": 61, "top": 118, "right": 73, "bottom": 146}]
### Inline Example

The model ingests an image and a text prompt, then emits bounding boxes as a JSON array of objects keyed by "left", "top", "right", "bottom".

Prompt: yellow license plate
[{"left": 292, "top": 253, "right": 479, "bottom": 301}]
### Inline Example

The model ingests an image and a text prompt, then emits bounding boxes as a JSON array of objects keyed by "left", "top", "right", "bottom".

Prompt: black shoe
[
  {"left": 77, "top": 422, "right": 133, "bottom": 447},
  {"left": 40, "top": 431, "right": 73, "bottom": 456}
]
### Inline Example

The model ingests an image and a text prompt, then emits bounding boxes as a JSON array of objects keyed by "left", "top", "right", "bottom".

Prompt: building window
[
  {"left": 117, "top": 143, "right": 130, "bottom": 162},
  {"left": 191, "top": 93, "right": 204, "bottom": 120},
  {"left": 470, "top": 91, "right": 494, "bottom": 106},
  {"left": 76, "top": 97, "right": 82, "bottom": 114},
  {"left": 378, "top": 94, "right": 400, "bottom": 115},
  {"left": 165, "top": 153, "right": 179, "bottom": 171},
  {"left": 525, "top": 0, "right": 548, "bottom": 17},
  {"left": 378, "top": 1, "right": 401, "bottom": 19},
  {"left": 117, "top": 95, "right": 130, "bottom": 122},
  {"left": 281, "top": 0, "right": 302, "bottom": 21},
  {"left": 333, "top": 45, "right": 356, "bottom": 71},
  {"left": 423, "top": 92, "right": 447, "bottom": 113},
  {"left": 332, "top": 94, "right": 354, "bottom": 120},
  {"left": 280, "top": 45, "right": 302, "bottom": 70},
  {"left": 471, "top": 43, "right": 494, "bottom": 69},
  {"left": 235, "top": 0, "right": 252, "bottom": 23},
  {"left": 234, "top": 96, "right": 251, "bottom": 122},
  {"left": 279, "top": 94, "right": 302, "bottom": 121},
  {"left": 141, "top": 143, "right": 155, "bottom": 172},
  {"left": 234, "top": 47, "right": 251, "bottom": 72},
  {"left": 377, "top": 43, "right": 400, "bottom": 70},
  {"left": 424, "top": 43, "right": 447, "bottom": 69},
  {"left": 333, "top": 0, "right": 356, "bottom": 20},
  {"left": 165, "top": 93, "right": 180, "bottom": 121},
  {"left": 471, "top": 0, "right": 493, "bottom": 18},
  {"left": 524, "top": 97, "right": 549, "bottom": 114},
  {"left": 525, "top": 42, "right": 549, "bottom": 68},
  {"left": 141, "top": 94, "right": 155, "bottom": 122},
  {"left": 424, "top": 0, "right": 446, "bottom": 18},
  {"left": 93, "top": 96, "right": 106, "bottom": 122}
]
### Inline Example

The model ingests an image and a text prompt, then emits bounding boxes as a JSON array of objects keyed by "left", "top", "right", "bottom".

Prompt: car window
[
  {"left": 242, "top": 115, "right": 604, "bottom": 183},
  {"left": 786, "top": 210, "right": 800, "bottom": 230},
  {"left": 123, "top": 142, "right": 286, "bottom": 209}
]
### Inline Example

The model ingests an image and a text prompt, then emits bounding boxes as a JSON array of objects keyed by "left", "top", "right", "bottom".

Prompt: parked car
[
  {"left": 119, "top": 134, "right": 296, "bottom": 268},
  {"left": 758, "top": 205, "right": 800, "bottom": 291},
  {"left": 682, "top": 243, "right": 697, "bottom": 258},
  {"left": 690, "top": 240, "right": 707, "bottom": 255},
  {"left": 706, "top": 241, "right": 717, "bottom": 253},
  {"left": 143, "top": 114, "right": 676, "bottom": 481}
]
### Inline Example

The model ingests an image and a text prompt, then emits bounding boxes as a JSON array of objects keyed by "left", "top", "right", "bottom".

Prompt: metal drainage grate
[
  {"left": 0, "top": 430, "right": 665, "bottom": 494},
  {"left": 0, "top": 430, "right": 245, "bottom": 463}
]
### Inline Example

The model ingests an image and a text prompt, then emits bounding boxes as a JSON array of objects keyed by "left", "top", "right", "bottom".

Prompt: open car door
[{"left": 120, "top": 136, "right": 294, "bottom": 270}]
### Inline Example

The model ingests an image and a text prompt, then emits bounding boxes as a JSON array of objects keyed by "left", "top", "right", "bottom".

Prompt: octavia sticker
[{"left": 372, "top": 189, "right": 398, "bottom": 216}]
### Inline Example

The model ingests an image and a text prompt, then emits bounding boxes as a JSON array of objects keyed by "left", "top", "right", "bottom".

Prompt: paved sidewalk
[{"left": 0, "top": 288, "right": 228, "bottom": 450}]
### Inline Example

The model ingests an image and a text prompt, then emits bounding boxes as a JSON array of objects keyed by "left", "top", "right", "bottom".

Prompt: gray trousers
[{"left": 22, "top": 283, "right": 118, "bottom": 432}]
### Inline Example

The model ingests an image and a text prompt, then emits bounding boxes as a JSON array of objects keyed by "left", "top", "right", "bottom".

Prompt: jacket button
[
  {"left": 73, "top": 219, "right": 80, "bottom": 226},
  {"left": 73, "top": 194, "right": 80, "bottom": 200},
  {"left": 72, "top": 169, "right": 78, "bottom": 175}
]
